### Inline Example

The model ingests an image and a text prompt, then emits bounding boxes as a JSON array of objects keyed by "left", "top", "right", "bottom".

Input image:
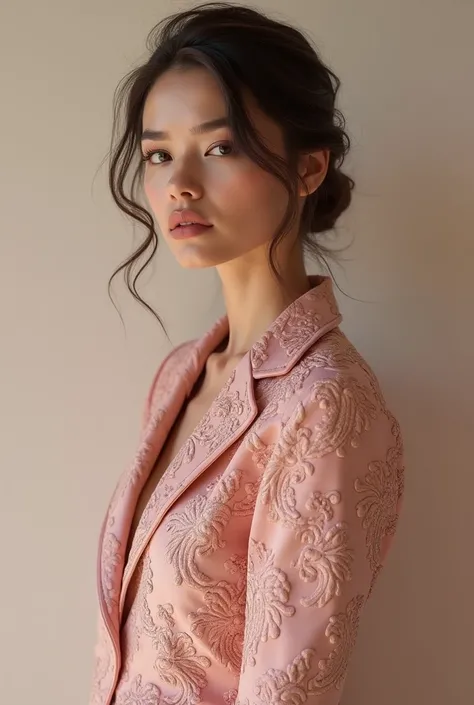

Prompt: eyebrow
[{"left": 141, "top": 117, "right": 230, "bottom": 141}]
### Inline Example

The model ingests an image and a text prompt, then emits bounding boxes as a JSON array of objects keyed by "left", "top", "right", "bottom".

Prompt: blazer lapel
[
  {"left": 96, "top": 362, "right": 191, "bottom": 639},
  {"left": 97, "top": 315, "right": 229, "bottom": 637},
  {"left": 119, "top": 350, "right": 258, "bottom": 617}
]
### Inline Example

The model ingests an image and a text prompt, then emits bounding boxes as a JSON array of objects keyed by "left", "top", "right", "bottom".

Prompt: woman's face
[{"left": 141, "top": 65, "right": 297, "bottom": 269}]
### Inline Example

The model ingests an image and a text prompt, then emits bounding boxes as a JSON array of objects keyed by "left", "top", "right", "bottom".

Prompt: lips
[{"left": 169, "top": 209, "right": 212, "bottom": 231}]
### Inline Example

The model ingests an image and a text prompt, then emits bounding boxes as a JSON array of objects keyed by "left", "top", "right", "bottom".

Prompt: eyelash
[{"left": 141, "top": 141, "right": 235, "bottom": 164}]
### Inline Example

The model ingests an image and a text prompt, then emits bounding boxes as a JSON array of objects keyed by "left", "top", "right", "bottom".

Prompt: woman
[{"left": 90, "top": 3, "right": 404, "bottom": 704}]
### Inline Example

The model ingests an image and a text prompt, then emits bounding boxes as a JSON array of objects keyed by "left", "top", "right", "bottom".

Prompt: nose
[{"left": 167, "top": 163, "right": 203, "bottom": 201}]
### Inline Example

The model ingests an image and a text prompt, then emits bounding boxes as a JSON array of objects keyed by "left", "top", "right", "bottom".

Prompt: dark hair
[{"left": 106, "top": 2, "right": 354, "bottom": 328}]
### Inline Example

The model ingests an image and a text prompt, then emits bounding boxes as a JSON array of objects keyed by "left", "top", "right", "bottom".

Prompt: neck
[{"left": 216, "top": 244, "right": 310, "bottom": 359}]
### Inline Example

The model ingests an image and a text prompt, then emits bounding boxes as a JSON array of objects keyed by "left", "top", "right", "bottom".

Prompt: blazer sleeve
[{"left": 236, "top": 373, "right": 404, "bottom": 705}]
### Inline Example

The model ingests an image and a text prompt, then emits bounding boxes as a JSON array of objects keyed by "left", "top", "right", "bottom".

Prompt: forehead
[
  {"left": 142, "top": 65, "right": 283, "bottom": 149},
  {"left": 143, "top": 66, "right": 226, "bottom": 126}
]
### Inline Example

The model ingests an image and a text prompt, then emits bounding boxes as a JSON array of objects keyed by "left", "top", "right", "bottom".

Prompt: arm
[{"left": 236, "top": 374, "right": 404, "bottom": 704}]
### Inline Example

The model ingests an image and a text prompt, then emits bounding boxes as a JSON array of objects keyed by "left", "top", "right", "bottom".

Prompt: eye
[
  {"left": 141, "top": 142, "right": 235, "bottom": 165},
  {"left": 207, "top": 142, "right": 235, "bottom": 157},
  {"left": 141, "top": 149, "right": 169, "bottom": 165}
]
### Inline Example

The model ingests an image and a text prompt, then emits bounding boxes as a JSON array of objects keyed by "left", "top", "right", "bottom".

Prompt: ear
[{"left": 297, "top": 149, "right": 330, "bottom": 197}]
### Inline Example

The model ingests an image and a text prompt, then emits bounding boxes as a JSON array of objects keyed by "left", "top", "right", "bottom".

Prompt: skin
[{"left": 141, "top": 65, "right": 329, "bottom": 370}]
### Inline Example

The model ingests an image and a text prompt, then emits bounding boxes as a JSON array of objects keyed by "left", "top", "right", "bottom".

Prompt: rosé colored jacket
[{"left": 90, "top": 275, "right": 404, "bottom": 705}]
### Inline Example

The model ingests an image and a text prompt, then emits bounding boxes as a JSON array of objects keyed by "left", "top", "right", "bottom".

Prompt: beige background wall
[{"left": 0, "top": 1, "right": 472, "bottom": 703}]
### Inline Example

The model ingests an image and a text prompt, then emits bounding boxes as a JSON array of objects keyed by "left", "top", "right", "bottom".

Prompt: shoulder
[
  {"left": 142, "top": 338, "right": 198, "bottom": 428},
  {"left": 272, "top": 326, "right": 402, "bottom": 463},
  {"left": 292, "top": 327, "right": 387, "bottom": 412},
  {"left": 301, "top": 327, "right": 381, "bottom": 391}
]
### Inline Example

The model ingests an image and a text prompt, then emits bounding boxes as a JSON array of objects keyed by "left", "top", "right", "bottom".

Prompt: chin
[
  {"left": 172, "top": 243, "right": 241, "bottom": 269},
  {"left": 176, "top": 258, "right": 215, "bottom": 269}
]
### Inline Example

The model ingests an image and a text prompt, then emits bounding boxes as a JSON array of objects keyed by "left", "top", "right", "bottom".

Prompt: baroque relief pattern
[
  {"left": 307, "top": 375, "right": 378, "bottom": 458},
  {"left": 117, "top": 553, "right": 211, "bottom": 705},
  {"left": 307, "top": 594, "right": 365, "bottom": 695},
  {"left": 251, "top": 301, "right": 324, "bottom": 371},
  {"left": 189, "top": 561, "right": 247, "bottom": 673},
  {"left": 236, "top": 596, "right": 365, "bottom": 704},
  {"left": 292, "top": 491, "right": 353, "bottom": 609},
  {"left": 355, "top": 412, "right": 404, "bottom": 578},
  {"left": 114, "top": 674, "right": 162, "bottom": 705},
  {"left": 165, "top": 470, "right": 249, "bottom": 673},
  {"left": 257, "top": 379, "right": 375, "bottom": 527},
  {"left": 253, "top": 364, "right": 313, "bottom": 425},
  {"left": 101, "top": 519, "right": 122, "bottom": 617},
  {"left": 167, "top": 371, "right": 251, "bottom": 480},
  {"left": 153, "top": 618, "right": 211, "bottom": 705},
  {"left": 241, "top": 540, "right": 296, "bottom": 670},
  {"left": 165, "top": 469, "right": 243, "bottom": 588},
  {"left": 245, "top": 372, "right": 386, "bottom": 609}
]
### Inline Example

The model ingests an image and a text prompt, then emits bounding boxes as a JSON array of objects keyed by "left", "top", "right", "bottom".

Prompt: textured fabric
[{"left": 89, "top": 275, "right": 404, "bottom": 705}]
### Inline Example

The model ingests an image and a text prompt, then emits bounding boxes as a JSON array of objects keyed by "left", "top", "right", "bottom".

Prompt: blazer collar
[
  {"left": 250, "top": 274, "right": 342, "bottom": 376},
  {"left": 188, "top": 274, "right": 342, "bottom": 384}
]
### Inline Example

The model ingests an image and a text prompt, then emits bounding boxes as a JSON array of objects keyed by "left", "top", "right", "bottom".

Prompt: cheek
[
  {"left": 223, "top": 165, "right": 288, "bottom": 221},
  {"left": 143, "top": 172, "right": 165, "bottom": 213}
]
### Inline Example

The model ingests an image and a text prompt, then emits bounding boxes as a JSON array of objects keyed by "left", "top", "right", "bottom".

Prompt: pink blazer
[{"left": 90, "top": 275, "right": 404, "bottom": 705}]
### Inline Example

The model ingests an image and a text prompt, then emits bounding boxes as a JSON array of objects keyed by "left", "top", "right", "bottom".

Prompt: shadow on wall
[{"left": 341, "top": 142, "right": 472, "bottom": 704}]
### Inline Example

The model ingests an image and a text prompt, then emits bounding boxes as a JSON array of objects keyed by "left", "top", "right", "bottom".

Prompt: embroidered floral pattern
[
  {"left": 102, "top": 527, "right": 121, "bottom": 616},
  {"left": 274, "top": 301, "right": 324, "bottom": 358},
  {"left": 246, "top": 432, "right": 275, "bottom": 472},
  {"left": 303, "top": 329, "right": 367, "bottom": 371},
  {"left": 120, "top": 552, "right": 211, "bottom": 705},
  {"left": 254, "top": 364, "right": 312, "bottom": 424},
  {"left": 153, "top": 624, "right": 211, "bottom": 705},
  {"left": 165, "top": 472, "right": 250, "bottom": 672},
  {"left": 308, "top": 375, "right": 378, "bottom": 457},
  {"left": 306, "top": 280, "right": 340, "bottom": 314},
  {"left": 355, "top": 417, "right": 404, "bottom": 575},
  {"left": 242, "top": 540, "right": 295, "bottom": 670},
  {"left": 166, "top": 439, "right": 196, "bottom": 480},
  {"left": 292, "top": 491, "right": 353, "bottom": 609},
  {"left": 254, "top": 648, "right": 315, "bottom": 705},
  {"left": 238, "top": 595, "right": 364, "bottom": 703},
  {"left": 156, "top": 603, "right": 176, "bottom": 630},
  {"left": 190, "top": 577, "right": 246, "bottom": 672},
  {"left": 232, "top": 480, "right": 261, "bottom": 516},
  {"left": 166, "top": 469, "right": 242, "bottom": 588},
  {"left": 114, "top": 674, "right": 162, "bottom": 705},
  {"left": 250, "top": 332, "right": 272, "bottom": 370},
  {"left": 124, "top": 440, "right": 155, "bottom": 499},
  {"left": 308, "top": 594, "right": 365, "bottom": 694},
  {"left": 151, "top": 343, "right": 198, "bottom": 416},
  {"left": 120, "top": 554, "right": 157, "bottom": 682},
  {"left": 124, "top": 490, "right": 164, "bottom": 583},
  {"left": 223, "top": 688, "right": 238, "bottom": 705},
  {"left": 188, "top": 551, "right": 247, "bottom": 673},
  {"left": 195, "top": 377, "right": 251, "bottom": 455},
  {"left": 167, "top": 372, "right": 252, "bottom": 480},
  {"left": 251, "top": 301, "right": 324, "bottom": 373},
  {"left": 247, "top": 395, "right": 363, "bottom": 607},
  {"left": 258, "top": 402, "right": 325, "bottom": 527}
]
